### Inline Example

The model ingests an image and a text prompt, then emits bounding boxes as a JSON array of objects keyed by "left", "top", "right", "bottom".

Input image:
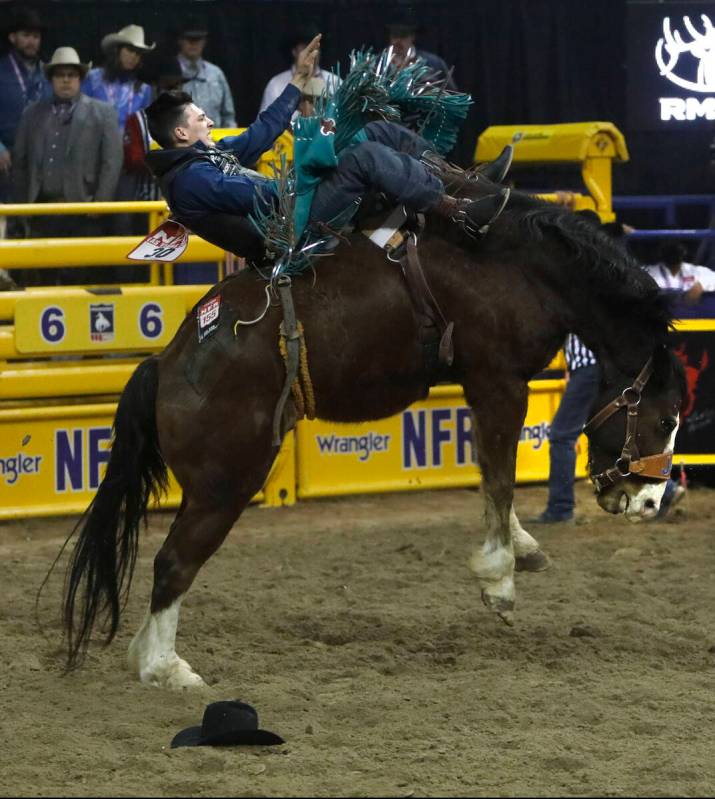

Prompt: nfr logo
[
  {"left": 90, "top": 303, "right": 115, "bottom": 343},
  {"left": 402, "top": 407, "right": 475, "bottom": 469},
  {"left": 55, "top": 427, "right": 112, "bottom": 492}
]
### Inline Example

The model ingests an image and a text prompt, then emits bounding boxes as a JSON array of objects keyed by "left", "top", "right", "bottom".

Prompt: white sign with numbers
[{"left": 127, "top": 220, "right": 189, "bottom": 262}]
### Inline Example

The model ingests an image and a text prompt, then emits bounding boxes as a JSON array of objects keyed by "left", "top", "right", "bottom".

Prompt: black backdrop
[{"left": 2, "top": 0, "right": 713, "bottom": 194}]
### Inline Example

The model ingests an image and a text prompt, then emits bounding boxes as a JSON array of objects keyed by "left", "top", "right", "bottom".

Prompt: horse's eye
[{"left": 660, "top": 417, "right": 677, "bottom": 434}]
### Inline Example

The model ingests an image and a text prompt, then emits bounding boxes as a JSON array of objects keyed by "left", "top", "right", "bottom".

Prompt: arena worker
[{"left": 144, "top": 34, "right": 511, "bottom": 257}]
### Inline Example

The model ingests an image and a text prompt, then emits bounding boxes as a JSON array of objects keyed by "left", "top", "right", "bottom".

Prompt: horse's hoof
[
  {"left": 481, "top": 589, "right": 515, "bottom": 624},
  {"left": 515, "top": 549, "right": 551, "bottom": 573}
]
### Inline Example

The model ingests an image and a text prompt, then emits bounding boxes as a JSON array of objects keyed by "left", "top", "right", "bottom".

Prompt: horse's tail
[{"left": 62, "top": 356, "right": 168, "bottom": 669}]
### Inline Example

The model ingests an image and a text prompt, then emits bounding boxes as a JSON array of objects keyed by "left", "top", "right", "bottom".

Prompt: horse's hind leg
[
  {"left": 127, "top": 492, "right": 249, "bottom": 689},
  {"left": 511, "top": 507, "right": 551, "bottom": 572},
  {"left": 127, "top": 406, "right": 279, "bottom": 690},
  {"left": 465, "top": 376, "right": 539, "bottom": 624}
]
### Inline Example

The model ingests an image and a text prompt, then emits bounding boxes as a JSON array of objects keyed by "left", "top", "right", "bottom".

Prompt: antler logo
[
  {"left": 655, "top": 14, "right": 715, "bottom": 92},
  {"left": 673, "top": 344, "right": 710, "bottom": 417}
]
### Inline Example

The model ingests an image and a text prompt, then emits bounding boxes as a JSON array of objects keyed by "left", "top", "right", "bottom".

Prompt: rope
[
  {"left": 233, "top": 285, "right": 272, "bottom": 337},
  {"left": 278, "top": 321, "right": 316, "bottom": 421}
]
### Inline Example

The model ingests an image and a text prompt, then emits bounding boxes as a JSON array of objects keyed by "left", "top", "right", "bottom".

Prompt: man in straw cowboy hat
[
  {"left": 82, "top": 24, "right": 155, "bottom": 131},
  {"left": 11, "top": 47, "right": 122, "bottom": 284}
]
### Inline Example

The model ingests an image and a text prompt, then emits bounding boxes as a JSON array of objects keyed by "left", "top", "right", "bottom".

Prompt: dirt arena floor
[{"left": 1, "top": 480, "right": 714, "bottom": 797}]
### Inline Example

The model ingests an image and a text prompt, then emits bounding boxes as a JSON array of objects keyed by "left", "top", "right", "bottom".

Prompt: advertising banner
[
  {"left": 297, "top": 381, "right": 588, "bottom": 499},
  {"left": 627, "top": 2, "right": 715, "bottom": 129},
  {"left": 0, "top": 405, "right": 295, "bottom": 518},
  {"left": 670, "top": 326, "right": 715, "bottom": 463}
]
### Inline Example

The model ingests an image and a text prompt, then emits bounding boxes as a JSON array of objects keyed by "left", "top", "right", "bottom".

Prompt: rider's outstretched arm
[
  {"left": 216, "top": 84, "right": 300, "bottom": 167},
  {"left": 216, "top": 33, "right": 322, "bottom": 167}
]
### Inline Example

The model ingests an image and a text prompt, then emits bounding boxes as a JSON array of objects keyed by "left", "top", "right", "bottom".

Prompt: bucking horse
[{"left": 55, "top": 169, "right": 685, "bottom": 689}]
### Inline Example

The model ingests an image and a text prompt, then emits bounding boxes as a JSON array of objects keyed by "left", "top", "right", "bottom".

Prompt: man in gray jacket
[{"left": 12, "top": 46, "right": 122, "bottom": 283}]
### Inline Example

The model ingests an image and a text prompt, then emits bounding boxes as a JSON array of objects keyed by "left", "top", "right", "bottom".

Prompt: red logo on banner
[{"left": 674, "top": 344, "right": 710, "bottom": 417}]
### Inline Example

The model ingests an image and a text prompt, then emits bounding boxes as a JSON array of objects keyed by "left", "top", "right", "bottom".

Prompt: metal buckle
[
  {"left": 615, "top": 457, "right": 631, "bottom": 476},
  {"left": 620, "top": 386, "right": 641, "bottom": 406}
]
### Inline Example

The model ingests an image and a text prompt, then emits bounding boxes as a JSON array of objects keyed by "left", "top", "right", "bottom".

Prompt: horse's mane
[{"left": 445, "top": 175, "right": 673, "bottom": 342}]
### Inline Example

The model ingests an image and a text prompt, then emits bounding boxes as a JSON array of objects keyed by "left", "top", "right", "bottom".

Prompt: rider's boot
[
  {"left": 431, "top": 188, "right": 510, "bottom": 236},
  {"left": 469, "top": 145, "right": 514, "bottom": 184},
  {"left": 421, "top": 145, "right": 514, "bottom": 186}
]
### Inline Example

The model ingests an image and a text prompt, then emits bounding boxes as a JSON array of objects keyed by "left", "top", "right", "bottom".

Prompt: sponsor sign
[
  {"left": 297, "top": 382, "right": 588, "bottom": 499},
  {"left": 0, "top": 407, "right": 295, "bottom": 518},
  {"left": 14, "top": 294, "right": 185, "bottom": 354},
  {"left": 627, "top": 3, "right": 715, "bottom": 129}
]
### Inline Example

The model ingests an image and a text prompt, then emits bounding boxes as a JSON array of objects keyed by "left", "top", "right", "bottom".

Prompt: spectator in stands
[
  {"left": 385, "top": 14, "right": 457, "bottom": 90},
  {"left": 259, "top": 24, "right": 338, "bottom": 116},
  {"left": 117, "top": 55, "right": 189, "bottom": 276},
  {"left": 176, "top": 17, "right": 236, "bottom": 128},
  {"left": 123, "top": 56, "right": 188, "bottom": 206},
  {"left": 12, "top": 47, "right": 122, "bottom": 284},
  {"left": 644, "top": 242, "right": 715, "bottom": 304},
  {"left": 0, "top": 8, "right": 50, "bottom": 215},
  {"left": 82, "top": 25, "right": 154, "bottom": 131}
]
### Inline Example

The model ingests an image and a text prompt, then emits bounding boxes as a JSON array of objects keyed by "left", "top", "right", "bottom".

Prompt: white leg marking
[
  {"left": 510, "top": 506, "right": 540, "bottom": 557},
  {"left": 127, "top": 598, "right": 206, "bottom": 689},
  {"left": 624, "top": 416, "right": 679, "bottom": 522},
  {"left": 469, "top": 496, "right": 515, "bottom": 605}
]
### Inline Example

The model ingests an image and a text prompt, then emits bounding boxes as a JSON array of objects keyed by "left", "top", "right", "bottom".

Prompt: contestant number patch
[
  {"left": 197, "top": 295, "right": 221, "bottom": 342},
  {"left": 127, "top": 220, "right": 189, "bottom": 262}
]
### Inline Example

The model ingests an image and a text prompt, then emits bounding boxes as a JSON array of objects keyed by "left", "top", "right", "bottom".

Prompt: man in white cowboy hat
[
  {"left": 82, "top": 24, "right": 155, "bottom": 131},
  {"left": 175, "top": 16, "right": 236, "bottom": 127},
  {"left": 11, "top": 47, "right": 122, "bottom": 284}
]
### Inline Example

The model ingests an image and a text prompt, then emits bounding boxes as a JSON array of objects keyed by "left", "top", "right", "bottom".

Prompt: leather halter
[{"left": 583, "top": 357, "right": 673, "bottom": 493}]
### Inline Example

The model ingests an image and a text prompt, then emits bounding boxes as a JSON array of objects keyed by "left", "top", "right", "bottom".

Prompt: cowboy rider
[{"left": 144, "top": 34, "right": 512, "bottom": 256}]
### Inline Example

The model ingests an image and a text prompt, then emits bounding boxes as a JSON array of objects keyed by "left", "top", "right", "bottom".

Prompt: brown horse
[{"left": 60, "top": 183, "right": 685, "bottom": 688}]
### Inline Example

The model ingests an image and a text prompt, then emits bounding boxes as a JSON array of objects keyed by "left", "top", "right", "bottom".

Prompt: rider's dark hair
[{"left": 145, "top": 90, "right": 193, "bottom": 148}]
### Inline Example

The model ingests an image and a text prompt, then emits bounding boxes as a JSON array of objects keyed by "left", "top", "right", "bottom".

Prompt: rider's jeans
[
  {"left": 546, "top": 364, "right": 601, "bottom": 520},
  {"left": 309, "top": 121, "right": 443, "bottom": 225}
]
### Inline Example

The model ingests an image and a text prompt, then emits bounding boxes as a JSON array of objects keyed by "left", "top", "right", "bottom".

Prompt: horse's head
[{"left": 585, "top": 346, "right": 686, "bottom": 522}]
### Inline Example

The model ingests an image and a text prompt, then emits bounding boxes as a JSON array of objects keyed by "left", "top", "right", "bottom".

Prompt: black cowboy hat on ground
[
  {"left": 171, "top": 701, "right": 285, "bottom": 748},
  {"left": 6, "top": 7, "right": 46, "bottom": 35}
]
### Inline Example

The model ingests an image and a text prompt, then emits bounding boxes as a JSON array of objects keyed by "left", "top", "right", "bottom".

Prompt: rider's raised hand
[{"left": 290, "top": 34, "right": 322, "bottom": 92}]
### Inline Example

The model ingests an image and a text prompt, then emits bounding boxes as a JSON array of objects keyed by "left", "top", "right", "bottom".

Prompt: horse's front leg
[{"left": 464, "top": 377, "right": 530, "bottom": 625}]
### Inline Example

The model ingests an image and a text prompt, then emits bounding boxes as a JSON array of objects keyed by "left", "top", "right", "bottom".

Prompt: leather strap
[
  {"left": 273, "top": 276, "right": 301, "bottom": 447},
  {"left": 400, "top": 221, "right": 455, "bottom": 368},
  {"left": 584, "top": 358, "right": 653, "bottom": 435},
  {"left": 586, "top": 356, "right": 672, "bottom": 491}
]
